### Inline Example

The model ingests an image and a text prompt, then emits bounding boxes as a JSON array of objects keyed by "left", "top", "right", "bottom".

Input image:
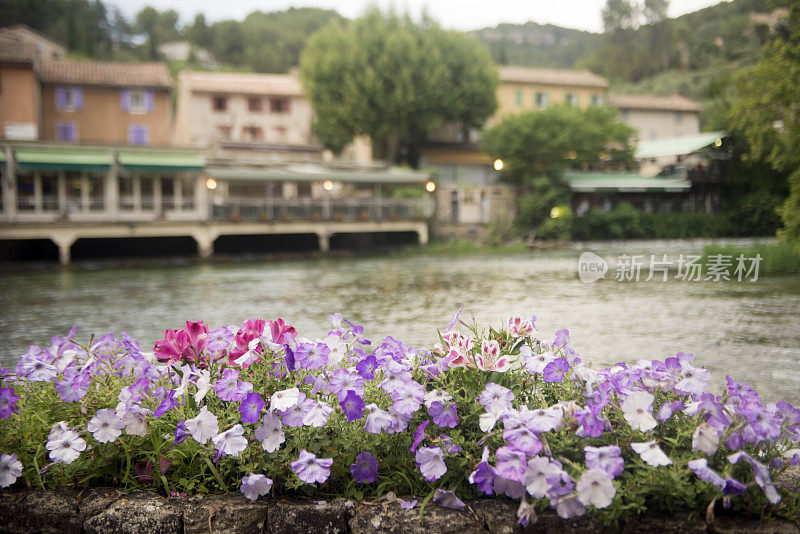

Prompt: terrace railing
[{"left": 212, "top": 198, "right": 434, "bottom": 223}]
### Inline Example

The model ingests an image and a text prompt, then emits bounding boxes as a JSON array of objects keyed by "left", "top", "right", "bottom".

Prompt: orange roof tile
[
  {"left": 498, "top": 65, "right": 609, "bottom": 89},
  {"left": 608, "top": 93, "right": 702, "bottom": 112},
  {"left": 39, "top": 58, "right": 173, "bottom": 89}
]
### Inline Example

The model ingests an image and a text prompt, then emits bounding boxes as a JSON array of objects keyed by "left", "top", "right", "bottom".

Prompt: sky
[{"left": 105, "top": 0, "right": 725, "bottom": 33}]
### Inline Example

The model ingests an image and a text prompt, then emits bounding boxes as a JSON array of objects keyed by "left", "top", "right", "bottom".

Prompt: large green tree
[
  {"left": 730, "top": 4, "right": 800, "bottom": 239},
  {"left": 299, "top": 9, "right": 497, "bottom": 165},
  {"left": 482, "top": 105, "right": 635, "bottom": 229}
]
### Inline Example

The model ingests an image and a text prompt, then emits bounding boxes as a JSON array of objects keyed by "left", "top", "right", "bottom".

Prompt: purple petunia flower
[
  {"left": 214, "top": 369, "right": 253, "bottom": 402},
  {"left": 340, "top": 390, "right": 365, "bottom": 422},
  {"left": 329, "top": 369, "right": 365, "bottom": 402},
  {"left": 410, "top": 420, "right": 429, "bottom": 452},
  {"left": 584, "top": 445, "right": 624, "bottom": 478},
  {"left": 0, "top": 388, "right": 19, "bottom": 419},
  {"left": 292, "top": 449, "right": 333, "bottom": 484},
  {"left": 478, "top": 383, "right": 514, "bottom": 413},
  {"left": 239, "top": 392, "right": 265, "bottom": 424},
  {"left": 723, "top": 477, "right": 747, "bottom": 496},
  {"left": 688, "top": 458, "right": 724, "bottom": 489},
  {"left": 433, "top": 489, "right": 466, "bottom": 510},
  {"left": 294, "top": 342, "right": 330, "bottom": 370},
  {"left": 503, "top": 426, "right": 542, "bottom": 456},
  {"left": 553, "top": 329, "right": 570, "bottom": 348},
  {"left": 240, "top": 473, "right": 273, "bottom": 502},
  {"left": 391, "top": 381, "right": 424, "bottom": 415},
  {"left": 174, "top": 420, "right": 190, "bottom": 444},
  {"left": 154, "top": 389, "right": 177, "bottom": 418},
  {"left": 495, "top": 446, "right": 527, "bottom": 482},
  {"left": 356, "top": 355, "right": 378, "bottom": 380},
  {"left": 543, "top": 358, "right": 570, "bottom": 383},
  {"left": 279, "top": 393, "right": 315, "bottom": 427},
  {"left": 429, "top": 401, "right": 459, "bottom": 428},
  {"left": 350, "top": 451, "right": 379, "bottom": 483},
  {"left": 415, "top": 446, "right": 446, "bottom": 481}
]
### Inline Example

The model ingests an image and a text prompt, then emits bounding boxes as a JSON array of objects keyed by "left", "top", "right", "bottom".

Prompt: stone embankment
[{"left": 2, "top": 483, "right": 799, "bottom": 534}]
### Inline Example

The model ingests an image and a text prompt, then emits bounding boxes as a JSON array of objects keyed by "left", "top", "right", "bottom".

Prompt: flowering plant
[{"left": 1, "top": 312, "right": 799, "bottom": 528}]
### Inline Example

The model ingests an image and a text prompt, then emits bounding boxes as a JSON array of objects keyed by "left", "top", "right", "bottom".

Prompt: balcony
[{"left": 211, "top": 198, "right": 434, "bottom": 223}]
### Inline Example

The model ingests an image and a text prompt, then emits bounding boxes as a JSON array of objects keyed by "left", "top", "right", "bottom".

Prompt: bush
[
  {"left": 1, "top": 316, "right": 798, "bottom": 528},
  {"left": 571, "top": 204, "right": 734, "bottom": 240},
  {"left": 535, "top": 205, "right": 572, "bottom": 240}
]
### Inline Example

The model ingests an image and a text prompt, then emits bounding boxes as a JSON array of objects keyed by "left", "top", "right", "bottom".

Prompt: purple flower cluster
[{"left": 0, "top": 313, "right": 796, "bottom": 521}]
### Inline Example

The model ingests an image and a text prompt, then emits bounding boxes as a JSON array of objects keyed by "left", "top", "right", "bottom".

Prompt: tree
[
  {"left": 642, "top": 0, "right": 669, "bottom": 25},
  {"left": 186, "top": 14, "right": 213, "bottom": 50},
  {"left": 602, "top": 0, "right": 638, "bottom": 32},
  {"left": 730, "top": 4, "right": 800, "bottom": 239},
  {"left": 481, "top": 106, "right": 635, "bottom": 229},
  {"left": 299, "top": 8, "right": 497, "bottom": 165}
]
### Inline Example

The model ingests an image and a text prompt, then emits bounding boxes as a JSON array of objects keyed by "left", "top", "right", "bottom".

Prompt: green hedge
[{"left": 566, "top": 204, "right": 735, "bottom": 240}]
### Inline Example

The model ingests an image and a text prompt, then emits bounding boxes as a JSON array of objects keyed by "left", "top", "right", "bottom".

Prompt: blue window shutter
[
  {"left": 56, "top": 87, "right": 67, "bottom": 109},
  {"left": 129, "top": 125, "right": 149, "bottom": 145},
  {"left": 145, "top": 90, "right": 154, "bottom": 112},
  {"left": 73, "top": 88, "right": 83, "bottom": 110},
  {"left": 121, "top": 89, "right": 130, "bottom": 112},
  {"left": 128, "top": 125, "right": 136, "bottom": 144},
  {"left": 56, "top": 123, "right": 65, "bottom": 140},
  {"left": 140, "top": 125, "right": 149, "bottom": 145},
  {"left": 68, "top": 123, "right": 77, "bottom": 142}
]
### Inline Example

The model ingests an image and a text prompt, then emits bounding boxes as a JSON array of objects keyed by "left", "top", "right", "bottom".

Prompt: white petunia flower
[
  {"left": 523, "top": 456, "right": 561, "bottom": 498},
  {"left": 576, "top": 469, "right": 616, "bottom": 508},
  {"left": 479, "top": 411, "right": 501, "bottom": 432},
  {"left": 270, "top": 387, "right": 301, "bottom": 412},
  {"left": 122, "top": 407, "right": 149, "bottom": 437},
  {"left": 0, "top": 454, "right": 23, "bottom": 487},
  {"left": 302, "top": 401, "right": 333, "bottom": 428},
  {"left": 424, "top": 390, "right": 453, "bottom": 409},
  {"left": 254, "top": 412, "right": 285, "bottom": 453},
  {"left": 621, "top": 391, "right": 657, "bottom": 432},
  {"left": 194, "top": 370, "right": 211, "bottom": 403},
  {"left": 631, "top": 441, "right": 672, "bottom": 466},
  {"left": 46, "top": 430, "right": 86, "bottom": 464},
  {"left": 48, "top": 421, "right": 69, "bottom": 442},
  {"left": 240, "top": 473, "right": 273, "bottom": 502},
  {"left": 692, "top": 423, "right": 720, "bottom": 456},
  {"left": 185, "top": 406, "right": 219, "bottom": 445},
  {"left": 87, "top": 409, "right": 125, "bottom": 443},
  {"left": 212, "top": 424, "right": 248, "bottom": 456}
]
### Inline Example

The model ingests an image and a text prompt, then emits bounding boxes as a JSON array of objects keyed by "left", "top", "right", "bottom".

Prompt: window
[
  {"left": 273, "top": 126, "right": 287, "bottom": 142},
  {"left": 565, "top": 93, "right": 579, "bottom": 107},
  {"left": 247, "top": 97, "right": 263, "bottom": 112},
  {"left": 535, "top": 92, "right": 548, "bottom": 110},
  {"left": 55, "top": 87, "right": 82, "bottom": 111},
  {"left": 121, "top": 89, "right": 153, "bottom": 114},
  {"left": 41, "top": 173, "right": 58, "bottom": 211},
  {"left": 591, "top": 94, "right": 605, "bottom": 106},
  {"left": 212, "top": 96, "right": 228, "bottom": 112},
  {"left": 674, "top": 111, "right": 683, "bottom": 123},
  {"left": 270, "top": 98, "right": 290, "bottom": 113},
  {"left": 515, "top": 90, "right": 523, "bottom": 107},
  {"left": 128, "top": 125, "right": 149, "bottom": 146},
  {"left": 216, "top": 126, "right": 232, "bottom": 139},
  {"left": 56, "top": 122, "right": 77, "bottom": 142},
  {"left": 242, "top": 126, "right": 263, "bottom": 142}
]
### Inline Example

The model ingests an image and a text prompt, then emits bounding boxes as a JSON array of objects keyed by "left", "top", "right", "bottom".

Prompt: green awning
[
  {"left": 206, "top": 164, "right": 429, "bottom": 184},
  {"left": 635, "top": 131, "right": 726, "bottom": 159},
  {"left": 119, "top": 151, "right": 204, "bottom": 171},
  {"left": 15, "top": 149, "right": 113, "bottom": 171},
  {"left": 564, "top": 172, "right": 691, "bottom": 193}
]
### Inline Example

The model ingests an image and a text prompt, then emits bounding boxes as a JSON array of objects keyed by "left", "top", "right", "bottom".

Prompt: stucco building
[
  {"left": 39, "top": 59, "right": 173, "bottom": 146},
  {"left": 607, "top": 93, "right": 702, "bottom": 143}
]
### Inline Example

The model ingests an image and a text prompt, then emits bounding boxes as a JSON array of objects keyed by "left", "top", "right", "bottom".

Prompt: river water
[{"left": 1, "top": 239, "right": 799, "bottom": 403}]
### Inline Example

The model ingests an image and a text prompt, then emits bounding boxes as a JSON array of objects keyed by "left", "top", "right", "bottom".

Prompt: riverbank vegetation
[
  {"left": 702, "top": 241, "right": 800, "bottom": 276},
  {"left": 2, "top": 315, "right": 800, "bottom": 528}
]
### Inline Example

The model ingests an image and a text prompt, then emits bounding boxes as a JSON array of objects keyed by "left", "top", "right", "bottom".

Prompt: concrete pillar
[
  {"left": 4, "top": 146, "right": 17, "bottom": 222},
  {"left": 318, "top": 231, "right": 330, "bottom": 252},
  {"left": 33, "top": 172, "right": 42, "bottom": 214},
  {"left": 417, "top": 223, "right": 429, "bottom": 245},
  {"left": 106, "top": 160, "right": 118, "bottom": 220},
  {"left": 57, "top": 171, "right": 66, "bottom": 216},
  {"left": 193, "top": 229, "right": 216, "bottom": 259},
  {"left": 51, "top": 234, "right": 76, "bottom": 266}
]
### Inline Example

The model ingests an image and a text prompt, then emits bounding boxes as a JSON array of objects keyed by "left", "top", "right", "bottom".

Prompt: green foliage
[
  {"left": 730, "top": 4, "right": 800, "bottom": 240},
  {"left": 535, "top": 206, "right": 572, "bottom": 240},
  {"left": 482, "top": 106, "right": 635, "bottom": 186},
  {"left": 299, "top": 8, "right": 498, "bottom": 164},
  {"left": 570, "top": 204, "right": 735, "bottom": 240},
  {"left": 703, "top": 241, "right": 800, "bottom": 275}
]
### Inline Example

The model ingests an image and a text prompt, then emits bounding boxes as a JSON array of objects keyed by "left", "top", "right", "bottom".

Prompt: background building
[{"left": 607, "top": 93, "right": 702, "bottom": 142}]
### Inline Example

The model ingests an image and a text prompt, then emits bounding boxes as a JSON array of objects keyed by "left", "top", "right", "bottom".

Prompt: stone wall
[{"left": 1, "top": 487, "right": 799, "bottom": 534}]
